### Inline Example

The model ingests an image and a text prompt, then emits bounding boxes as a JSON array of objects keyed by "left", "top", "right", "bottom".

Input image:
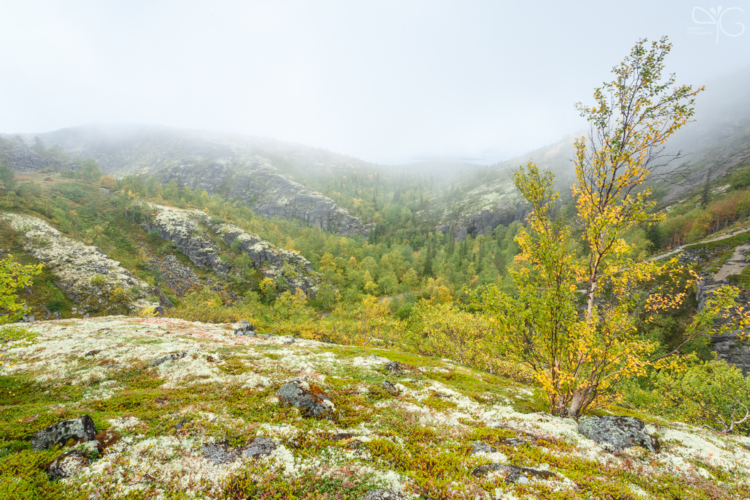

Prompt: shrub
[{"left": 650, "top": 359, "right": 750, "bottom": 434}]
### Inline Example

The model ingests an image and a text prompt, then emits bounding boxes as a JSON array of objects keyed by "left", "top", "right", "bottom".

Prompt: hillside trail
[
  {"left": 650, "top": 225, "right": 750, "bottom": 262},
  {"left": 714, "top": 243, "right": 750, "bottom": 281}
]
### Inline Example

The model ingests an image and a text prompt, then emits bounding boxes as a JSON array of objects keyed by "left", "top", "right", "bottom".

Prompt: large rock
[
  {"left": 577, "top": 416, "right": 660, "bottom": 453},
  {"left": 47, "top": 450, "right": 90, "bottom": 480},
  {"left": 32, "top": 416, "right": 97, "bottom": 450},
  {"left": 275, "top": 378, "right": 335, "bottom": 418}
]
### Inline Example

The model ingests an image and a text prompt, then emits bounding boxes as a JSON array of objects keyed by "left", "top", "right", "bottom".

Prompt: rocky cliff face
[
  {"left": 0, "top": 213, "right": 167, "bottom": 314},
  {"left": 681, "top": 246, "right": 750, "bottom": 374},
  {"left": 31, "top": 125, "right": 370, "bottom": 236},
  {"left": 143, "top": 203, "right": 320, "bottom": 294}
]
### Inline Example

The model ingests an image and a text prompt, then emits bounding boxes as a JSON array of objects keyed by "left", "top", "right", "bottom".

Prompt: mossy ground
[{"left": 1, "top": 317, "right": 749, "bottom": 499}]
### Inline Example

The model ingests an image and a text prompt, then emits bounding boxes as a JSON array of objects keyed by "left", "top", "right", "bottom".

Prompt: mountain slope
[{"left": 29, "top": 125, "right": 371, "bottom": 236}]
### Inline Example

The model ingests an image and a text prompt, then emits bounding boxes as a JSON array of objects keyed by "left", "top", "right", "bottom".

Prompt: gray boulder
[
  {"left": 233, "top": 320, "right": 255, "bottom": 336},
  {"left": 275, "top": 378, "right": 335, "bottom": 418},
  {"left": 244, "top": 437, "right": 277, "bottom": 459},
  {"left": 363, "top": 490, "right": 406, "bottom": 500},
  {"left": 47, "top": 450, "right": 90, "bottom": 480},
  {"left": 32, "top": 415, "right": 96, "bottom": 450},
  {"left": 577, "top": 416, "right": 660, "bottom": 453},
  {"left": 470, "top": 464, "right": 556, "bottom": 483}
]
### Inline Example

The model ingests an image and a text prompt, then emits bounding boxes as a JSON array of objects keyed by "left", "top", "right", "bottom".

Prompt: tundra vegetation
[{"left": 1, "top": 37, "right": 750, "bottom": 498}]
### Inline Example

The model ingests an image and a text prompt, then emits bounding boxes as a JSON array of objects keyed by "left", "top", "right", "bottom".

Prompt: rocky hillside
[
  {"left": 0, "top": 213, "right": 167, "bottom": 316},
  {"left": 142, "top": 203, "right": 320, "bottom": 295},
  {"left": 1, "top": 316, "right": 748, "bottom": 499},
  {"left": 0, "top": 136, "right": 80, "bottom": 174},
  {"left": 29, "top": 125, "right": 370, "bottom": 236},
  {"left": 432, "top": 138, "right": 575, "bottom": 240},
  {"left": 431, "top": 66, "right": 750, "bottom": 239}
]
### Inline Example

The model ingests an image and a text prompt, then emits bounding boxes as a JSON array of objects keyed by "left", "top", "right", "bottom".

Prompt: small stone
[
  {"left": 363, "top": 489, "right": 406, "bottom": 500},
  {"left": 471, "top": 441, "right": 498, "bottom": 454},
  {"left": 147, "top": 351, "right": 188, "bottom": 367},
  {"left": 499, "top": 437, "right": 528, "bottom": 447},
  {"left": 470, "top": 464, "right": 556, "bottom": 483},
  {"left": 32, "top": 415, "right": 97, "bottom": 450},
  {"left": 577, "top": 416, "right": 660, "bottom": 453},
  {"left": 233, "top": 320, "right": 255, "bottom": 336},
  {"left": 47, "top": 450, "right": 89, "bottom": 480},
  {"left": 243, "top": 437, "right": 277, "bottom": 459},
  {"left": 275, "top": 378, "right": 335, "bottom": 418},
  {"left": 202, "top": 443, "right": 240, "bottom": 465},
  {"left": 170, "top": 419, "right": 190, "bottom": 432},
  {"left": 384, "top": 361, "right": 409, "bottom": 373},
  {"left": 283, "top": 337, "right": 295, "bottom": 345},
  {"left": 381, "top": 381, "right": 399, "bottom": 394}
]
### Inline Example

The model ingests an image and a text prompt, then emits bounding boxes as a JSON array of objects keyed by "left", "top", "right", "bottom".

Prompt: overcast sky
[{"left": 1, "top": 1, "right": 748, "bottom": 164}]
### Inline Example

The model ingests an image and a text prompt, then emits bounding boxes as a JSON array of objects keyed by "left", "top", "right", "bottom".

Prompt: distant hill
[{"left": 24, "top": 125, "right": 371, "bottom": 236}]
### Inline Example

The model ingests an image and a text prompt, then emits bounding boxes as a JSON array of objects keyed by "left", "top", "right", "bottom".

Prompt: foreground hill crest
[{"left": 1, "top": 316, "right": 749, "bottom": 499}]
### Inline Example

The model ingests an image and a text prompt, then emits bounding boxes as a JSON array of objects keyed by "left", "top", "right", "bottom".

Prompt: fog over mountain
[{"left": 1, "top": 0, "right": 748, "bottom": 165}]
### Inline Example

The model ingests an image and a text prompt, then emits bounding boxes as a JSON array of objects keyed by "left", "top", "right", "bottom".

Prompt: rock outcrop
[
  {"left": 143, "top": 203, "right": 320, "bottom": 294},
  {"left": 1, "top": 213, "right": 166, "bottom": 314},
  {"left": 688, "top": 244, "right": 750, "bottom": 374}
]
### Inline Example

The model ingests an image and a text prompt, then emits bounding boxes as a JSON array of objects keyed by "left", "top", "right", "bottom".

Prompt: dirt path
[
  {"left": 714, "top": 243, "right": 750, "bottom": 281},
  {"left": 650, "top": 225, "right": 750, "bottom": 262}
]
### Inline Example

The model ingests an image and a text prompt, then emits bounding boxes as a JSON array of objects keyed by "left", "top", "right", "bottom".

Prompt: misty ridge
[{"left": 2, "top": 2, "right": 750, "bottom": 498}]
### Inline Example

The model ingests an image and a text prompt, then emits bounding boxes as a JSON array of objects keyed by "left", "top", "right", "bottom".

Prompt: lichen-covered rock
[
  {"left": 470, "top": 464, "right": 556, "bottom": 483},
  {"left": 1, "top": 213, "right": 164, "bottom": 314},
  {"left": 243, "top": 437, "right": 277, "bottom": 459},
  {"left": 275, "top": 378, "right": 334, "bottom": 418},
  {"left": 578, "top": 416, "right": 660, "bottom": 453},
  {"left": 384, "top": 361, "right": 410, "bottom": 374},
  {"left": 47, "top": 450, "right": 90, "bottom": 480},
  {"left": 147, "top": 351, "right": 188, "bottom": 367},
  {"left": 202, "top": 443, "right": 241, "bottom": 465},
  {"left": 233, "top": 320, "right": 255, "bottom": 336},
  {"left": 363, "top": 490, "right": 406, "bottom": 500},
  {"left": 471, "top": 441, "right": 497, "bottom": 454},
  {"left": 32, "top": 415, "right": 97, "bottom": 450},
  {"left": 381, "top": 381, "right": 399, "bottom": 394}
]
